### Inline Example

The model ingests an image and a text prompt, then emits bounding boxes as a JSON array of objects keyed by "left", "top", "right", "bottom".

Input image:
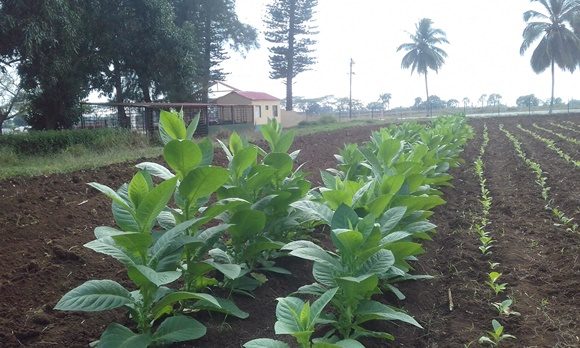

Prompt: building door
[{"left": 254, "top": 105, "right": 261, "bottom": 119}]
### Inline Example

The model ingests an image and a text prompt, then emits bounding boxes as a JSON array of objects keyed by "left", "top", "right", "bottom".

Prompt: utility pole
[{"left": 349, "top": 58, "right": 354, "bottom": 120}]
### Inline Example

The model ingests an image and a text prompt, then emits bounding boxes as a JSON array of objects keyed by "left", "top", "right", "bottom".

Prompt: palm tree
[
  {"left": 462, "top": 97, "right": 470, "bottom": 114},
  {"left": 397, "top": 18, "right": 449, "bottom": 116},
  {"left": 379, "top": 93, "right": 392, "bottom": 110},
  {"left": 520, "top": 0, "right": 580, "bottom": 113}
]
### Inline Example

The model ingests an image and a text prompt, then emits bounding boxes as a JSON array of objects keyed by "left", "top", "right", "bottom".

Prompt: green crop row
[
  {"left": 516, "top": 125, "right": 580, "bottom": 168},
  {"left": 246, "top": 117, "right": 475, "bottom": 347},
  {"left": 500, "top": 125, "right": 577, "bottom": 233},
  {"left": 55, "top": 112, "right": 474, "bottom": 347},
  {"left": 549, "top": 122, "right": 580, "bottom": 135},
  {"left": 532, "top": 123, "right": 580, "bottom": 146}
]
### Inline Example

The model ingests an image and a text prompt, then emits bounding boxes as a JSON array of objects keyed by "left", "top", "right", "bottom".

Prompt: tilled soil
[{"left": 0, "top": 116, "right": 579, "bottom": 347}]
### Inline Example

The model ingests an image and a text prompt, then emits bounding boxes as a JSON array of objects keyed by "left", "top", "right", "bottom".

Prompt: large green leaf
[
  {"left": 190, "top": 296, "right": 249, "bottom": 319},
  {"left": 378, "top": 207, "right": 407, "bottom": 233},
  {"left": 331, "top": 204, "right": 359, "bottom": 230},
  {"left": 84, "top": 239, "right": 138, "bottom": 267},
  {"left": 128, "top": 265, "right": 181, "bottom": 287},
  {"left": 136, "top": 177, "right": 177, "bottom": 233},
  {"left": 275, "top": 296, "right": 304, "bottom": 334},
  {"left": 151, "top": 291, "right": 220, "bottom": 319},
  {"left": 89, "top": 182, "right": 132, "bottom": 211},
  {"left": 244, "top": 339, "right": 290, "bottom": 348},
  {"left": 355, "top": 300, "right": 422, "bottom": 328},
  {"left": 310, "top": 287, "right": 338, "bottom": 326},
  {"left": 198, "top": 137, "right": 214, "bottom": 166},
  {"left": 152, "top": 315, "right": 206, "bottom": 344},
  {"left": 185, "top": 113, "right": 200, "bottom": 140},
  {"left": 228, "top": 209, "right": 266, "bottom": 244},
  {"left": 128, "top": 171, "right": 151, "bottom": 209},
  {"left": 159, "top": 110, "right": 187, "bottom": 143},
  {"left": 54, "top": 280, "right": 133, "bottom": 312},
  {"left": 135, "top": 162, "right": 175, "bottom": 180},
  {"left": 163, "top": 140, "right": 202, "bottom": 178},
  {"left": 179, "top": 166, "right": 229, "bottom": 203},
  {"left": 231, "top": 146, "right": 257, "bottom": 178},
  {"left": 290, "top": 200, "right": 333, "bottom": 224},
  {"left": 336, "top": 274, "right": 378, "bottom": 301},
  {"left": 288, "top": 247, "right": 338, "bottom": 268},
  {"left": 263, "top": 152, "right": 293, "bottom": 177},
  {"left": 98, "top": 323, "right": 152, "bottom": 348}
]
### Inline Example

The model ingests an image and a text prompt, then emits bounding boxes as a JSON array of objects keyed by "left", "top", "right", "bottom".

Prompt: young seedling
[
  {"left": 492, "top": 299, "right": 520, "bottom": 317},
  {"left": 488, "top": 261, "right": 500, "bottom": 270},
  {"left": 486, "top": 272, "right": 507, "bottom": 295},
  {"left": 478, "top": 319, "right": 516, "bottom": 346},
  {"left": 479, "top": 236, "right": 494, "bottom": 255}
]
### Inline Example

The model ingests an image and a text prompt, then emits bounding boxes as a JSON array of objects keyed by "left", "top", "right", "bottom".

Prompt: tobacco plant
[
  {"left": 492, "top": 299, "right": 520, "bottom": 317},
  {"left": 55, "top": 175, "right": 222, "bottom": 346},
  {"left": 486, "top": 272, "right": 507, "bottom": 295},
  {"left": 478, "top": 320, "right": 516, "bottom": 346},
  {"left": 243, "top": 288, "right": 365, "bottom": 348},
  {"left": 214, "top": 119, "right": 311, "bottom": 293},
  {"left": 283, "top": 204, "right": 422, "bottom": 342},
  {"left": 55, "top": 110, "right": 256, "bottom": 346}
]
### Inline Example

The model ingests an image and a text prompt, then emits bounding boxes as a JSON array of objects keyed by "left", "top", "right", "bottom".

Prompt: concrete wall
[
  {"left": 280, "top": 110, "right": 308, "bottom": 128},
  {"left": 252, "top": 100, "right": 281, "bottom": 125}
]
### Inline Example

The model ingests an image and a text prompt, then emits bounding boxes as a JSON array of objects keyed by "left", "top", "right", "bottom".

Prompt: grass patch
[
  {"left": 0, "top": 119, "right": 387, "bottom": 180},
  {"left": 0, "top": 129, "right": 162, "bottom": 180},
  {"left": 292, "top": 119, "right": 388, "bottom": 137},
  {"left": 0, "top": 145, "right": 162, "bottom": 180}
]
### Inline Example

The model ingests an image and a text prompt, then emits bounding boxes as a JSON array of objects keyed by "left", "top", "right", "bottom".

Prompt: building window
[
  {"left": 273, "top": 105, "right": 278, "bottom": 117},
  {"left": 265, "top": 105, "right": 269, "bottom": 110}
]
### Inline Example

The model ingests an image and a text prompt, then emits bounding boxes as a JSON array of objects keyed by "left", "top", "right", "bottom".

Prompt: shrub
[{"left": 319, "top": 115, "right": 337, "bottom": 124}]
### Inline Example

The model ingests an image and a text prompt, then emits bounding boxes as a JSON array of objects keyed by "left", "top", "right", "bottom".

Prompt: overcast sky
[{"left": 221, "top": 0, "right": 579, "bottom": 107}]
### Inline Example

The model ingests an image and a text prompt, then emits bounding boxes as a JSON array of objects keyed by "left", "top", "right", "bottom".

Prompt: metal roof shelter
[{"left": 80, "top": 102, "right": 254, "bottom": 136}]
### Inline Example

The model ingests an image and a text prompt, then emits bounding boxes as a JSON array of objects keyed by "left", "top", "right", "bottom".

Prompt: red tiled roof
[{"left": 234, "top": 91, "right": 280, "bottom": 101}]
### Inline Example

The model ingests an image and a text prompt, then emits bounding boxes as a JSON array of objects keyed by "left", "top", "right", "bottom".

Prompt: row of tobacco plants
[
  {"left": 55, "top": 111, "right": 473, "bottom": 347},
  {"left": 471, "top": 125, "right": 517, "bottom": 346},
  {"left": 500, "top": 125, "right": 577, "bottom": 232}
]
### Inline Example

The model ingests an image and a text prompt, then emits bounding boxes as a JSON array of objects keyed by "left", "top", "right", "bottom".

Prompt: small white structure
[{"left": 214, "top": 91, "right": 281, "bottom": 125}]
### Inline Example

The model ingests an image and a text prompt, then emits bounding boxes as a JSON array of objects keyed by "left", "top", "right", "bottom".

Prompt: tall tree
[
  {"left": 265, "top": 0, "right": 318, "bottom": 111},
  {"left": 520, "top": 0, "right": 580, "bottom": 113},
  {"left": 379, "top": 93, "right": 392, "bottom": 110},
  {"left": 478, "top": 94, "right": 488, "bottom": 108},
  {"left": 397, "top": 18, "right": 449, "bottom": 116},
  {"left": 487, "top": 93, "right": 502, "bottom": 107},
  {"left": 0, "top": 0, "right": 95, "bottom": 129}
]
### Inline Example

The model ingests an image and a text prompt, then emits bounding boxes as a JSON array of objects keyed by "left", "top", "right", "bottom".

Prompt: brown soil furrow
[
  {"left": 484, "top": 123, "right": 580, "bottom": 347},
  {"left": 506, "top": 124, "right": 580, "bottom": 222},
  {"left": 376, "top": 120, "right": 489, "bottom": 347}
]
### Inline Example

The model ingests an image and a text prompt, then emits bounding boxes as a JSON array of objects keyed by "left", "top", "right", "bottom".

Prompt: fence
[{"left": 79, "top": 102, "right": 254, "bottom": 136}]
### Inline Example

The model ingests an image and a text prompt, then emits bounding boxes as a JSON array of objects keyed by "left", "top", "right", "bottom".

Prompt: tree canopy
[
  {"left": 0, "top": 0, "right": 257, "bottom": 130},
  {"left": 397, "top": 18, "right": 449, "bottom": 116},
  {"left": 520, "top": 0, "right": 580, "bottom": 112}
]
